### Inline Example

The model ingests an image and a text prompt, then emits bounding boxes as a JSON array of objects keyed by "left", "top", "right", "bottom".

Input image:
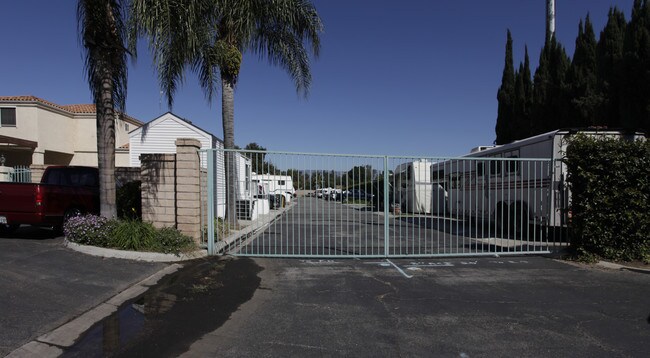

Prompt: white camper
[
  {"left": 432, "top": 129, "right": 645, "bottom": 231},
  {"left": 394, "top": 160, "right": 433, "bottom": 214},
  {"left": 252, "top": 173, "right": 296, "bottom": 206}
]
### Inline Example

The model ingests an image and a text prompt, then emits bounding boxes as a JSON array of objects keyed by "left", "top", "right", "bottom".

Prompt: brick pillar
[
  {"left": 140, "top": 154, "right": 176, "bottom": 228},
  {"left": 175, "top": 138, "right": 202, "bottom": 242}
]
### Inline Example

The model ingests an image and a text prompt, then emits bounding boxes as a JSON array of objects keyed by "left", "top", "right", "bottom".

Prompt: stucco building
[{"left": 0, "top": 96, "right": 142, "bottom": 172}]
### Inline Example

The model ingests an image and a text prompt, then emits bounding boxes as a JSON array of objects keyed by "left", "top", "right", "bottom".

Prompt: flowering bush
[
  {"left": 64, "top": 214, "right": 196, "bottom": 255},
  {"left": 63, "top": 214, "right": 115, "bottom": 247}
]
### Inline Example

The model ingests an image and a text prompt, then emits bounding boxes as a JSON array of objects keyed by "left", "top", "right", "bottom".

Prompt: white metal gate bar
[{"left": 202, "top": 149, "right": 566, "bottom": 258}]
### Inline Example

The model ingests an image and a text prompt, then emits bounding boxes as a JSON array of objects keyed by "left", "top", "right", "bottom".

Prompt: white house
[
  {"left": 129, "top": 112, "right": 220, "bottom": 168},
  {"left": 130, "top": 112, "right": 256, "bottom": 218}
]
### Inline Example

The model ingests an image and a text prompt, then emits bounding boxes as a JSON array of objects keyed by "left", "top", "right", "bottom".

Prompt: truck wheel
[
  {"left": 55, "top": 208, "right": 82, "bottom": 235},
  {"left": 64, "top": 208, "right": 82, "bottom": 223}
]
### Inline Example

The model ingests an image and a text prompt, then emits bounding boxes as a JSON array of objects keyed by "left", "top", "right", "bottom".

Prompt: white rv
[
  {"left": 431, "top": 129, "right": 644, "bottom": 232},
  {"left": 251, "top": 173, "right": 296, "bottom": 207},
  {"left": 394, "top": 160, "right": 433, "bottom": 214}
]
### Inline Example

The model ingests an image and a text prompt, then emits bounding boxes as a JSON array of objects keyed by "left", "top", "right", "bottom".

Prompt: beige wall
[{"left": 0, "top": 101, "right": 141, "bottom": 168}]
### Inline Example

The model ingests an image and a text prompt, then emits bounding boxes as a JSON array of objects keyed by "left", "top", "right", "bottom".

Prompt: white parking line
[{"left": 386, "top": 259, "right": 413, "bottom": 279}]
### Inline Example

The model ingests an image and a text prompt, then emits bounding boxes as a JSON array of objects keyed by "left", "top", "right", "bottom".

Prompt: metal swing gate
[{"left": 202, "top": 149, "right": 566, "bottom": 258}]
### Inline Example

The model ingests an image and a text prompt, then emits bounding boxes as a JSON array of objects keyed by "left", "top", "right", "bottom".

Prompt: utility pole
[{"left": 546, "top": 0, "right": 556, "bottom": 44}]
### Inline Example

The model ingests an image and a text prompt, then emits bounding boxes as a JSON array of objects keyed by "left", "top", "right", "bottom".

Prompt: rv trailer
[
  {"left": 431, "top": 129, "right": 645, "bottom": 235},
  {"left": 251, "top": 173, "right": 296, "bottom": 207},
  {"left": 394, "top": 160, "right": 433, "bottom": 214}
]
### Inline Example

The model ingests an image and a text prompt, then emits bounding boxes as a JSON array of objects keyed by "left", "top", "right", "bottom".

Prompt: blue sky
[{"left": 0, "top": 0, "right": 634, "bottom": 156}]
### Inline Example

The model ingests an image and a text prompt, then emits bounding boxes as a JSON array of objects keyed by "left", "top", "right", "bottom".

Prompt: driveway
[
  {"left": 180, "top": 256, "right": 650, "bottom": 357},
  {"left": 0, "top": 227, "right": 168, "bottom": 356}
]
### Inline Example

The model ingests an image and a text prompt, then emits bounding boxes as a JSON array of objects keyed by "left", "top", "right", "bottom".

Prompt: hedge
[{"left": 564, "top": 134, "right": 649, "bottom": 262}]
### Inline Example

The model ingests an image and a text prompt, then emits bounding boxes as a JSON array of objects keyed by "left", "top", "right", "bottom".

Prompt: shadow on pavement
[{"left": 0, "top": 225, "right": 61, "bottom": 240}]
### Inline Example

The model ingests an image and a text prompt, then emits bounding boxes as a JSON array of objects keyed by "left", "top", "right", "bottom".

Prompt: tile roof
[
  {"left": 63, "top": 104, "right": 96, "bottom": 114},
  {"left": 0, "top": 95, "right": 143, "bottom": 125}
]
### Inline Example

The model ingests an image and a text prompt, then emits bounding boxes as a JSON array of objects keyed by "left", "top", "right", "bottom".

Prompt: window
[
  {"left": 1, "top": 108, "right": 16, "bottom": 127},
  {"left": 124, "top": 123, "right": 129, "bottom": 131},
  {"left": 278, "top": 180, "right": 285, "bottom": 186}
]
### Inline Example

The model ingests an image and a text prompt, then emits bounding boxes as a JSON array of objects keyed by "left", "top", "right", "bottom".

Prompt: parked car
[
  {"left": 0, "top": 166, "right": 99, "bottom": 233},
  {"left": 346, "top": 189, "right": 374, "bottom": 201}
]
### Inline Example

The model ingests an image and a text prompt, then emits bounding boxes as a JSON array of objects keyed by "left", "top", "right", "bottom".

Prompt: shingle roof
[{"left": 0, "top": 95, "right": 143, "bottom": 125}]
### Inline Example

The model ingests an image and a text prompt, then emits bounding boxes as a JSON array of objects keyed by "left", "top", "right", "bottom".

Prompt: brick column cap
[{"left": 175, "top": 138, "right": 202, "bottom": 149}]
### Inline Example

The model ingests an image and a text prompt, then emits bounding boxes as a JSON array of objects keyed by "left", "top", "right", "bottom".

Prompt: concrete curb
[
  {"left": 596, "top": 260, "right": 650, "bottom": 274},
  {"left": 64, "top": 240, "right": 207, "bottom": 262},
  {"left": 6, "top": 264, "right": 183, "bottom": 358}
]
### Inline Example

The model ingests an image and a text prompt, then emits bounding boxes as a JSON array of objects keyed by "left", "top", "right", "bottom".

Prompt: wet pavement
[
  {"left": 0, "top": 227, "right": 168, "bottom": 357},
  {"left": 62, "top": 257, "right": 260, "bottom": 357}
]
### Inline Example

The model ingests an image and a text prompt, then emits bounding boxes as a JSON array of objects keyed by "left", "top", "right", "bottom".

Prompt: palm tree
[
  {"left": 78, "top": 0, "right": 129, "bottom": 218},
  {"left": 129, "top": 0, "right": 322, "bottom": 226}
]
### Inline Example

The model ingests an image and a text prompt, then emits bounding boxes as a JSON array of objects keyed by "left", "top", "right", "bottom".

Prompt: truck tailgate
[{"left": 0, "top": 183, "right": 40, "bottom": 224}]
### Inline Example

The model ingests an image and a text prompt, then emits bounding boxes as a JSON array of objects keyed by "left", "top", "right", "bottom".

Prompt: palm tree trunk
[
  {"left": 98, "top": 70, "right": 117, "bottom": 218},
  {"left": 222, "top": 75, "right": 239, "bottom": 227}
]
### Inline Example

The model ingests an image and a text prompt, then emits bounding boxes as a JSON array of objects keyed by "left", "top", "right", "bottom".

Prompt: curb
[
  {"left": 596, "top": 260, "right": 650, "bottom": 274},
  {"left": 64, "top": 240, "right": 207, "bottom": 262},
  {"left": 6, "top": 264, "right": 183, "bottom": 358}
]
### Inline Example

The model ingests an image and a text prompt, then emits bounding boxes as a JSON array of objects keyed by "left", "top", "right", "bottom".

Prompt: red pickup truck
[{"left": 0, "top": 166, "right": 100, "bottom": 233}]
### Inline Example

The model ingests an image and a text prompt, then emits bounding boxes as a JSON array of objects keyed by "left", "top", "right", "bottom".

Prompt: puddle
[
  {"left": 61, "top": 298, "right": 148, "bottom": 357},
  {"left": 61, "top": 256, "right": 261, "bottom": 357}
]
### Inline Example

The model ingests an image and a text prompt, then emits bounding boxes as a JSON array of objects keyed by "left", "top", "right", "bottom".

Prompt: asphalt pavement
[
  {"left": 180, "top": 256, "right": 650, "bottom": 358},
  {"left": 0, "top": 227, "right": 169, "bottom": 357},
  {"left": 2, "top": 226, "right": 650, "bottom": 357}
]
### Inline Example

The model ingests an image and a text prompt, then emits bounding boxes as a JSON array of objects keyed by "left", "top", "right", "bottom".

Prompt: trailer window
[
  {"left": 508, "top": 156, "right": 520, "bottom": 175},
  {"left": 278, "top": 180, "right": 285, "bottom": 186},
  {"left": 490, "top": 161, "right": 501, "bottom": 175}
]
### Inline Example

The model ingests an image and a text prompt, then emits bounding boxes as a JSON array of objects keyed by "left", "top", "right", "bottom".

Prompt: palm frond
[
  {"left": 247, "top": 0, "right": 322, "bottom": 96},
  {"left": 129, "top": 0, "right": 219, "bottom": 108}
]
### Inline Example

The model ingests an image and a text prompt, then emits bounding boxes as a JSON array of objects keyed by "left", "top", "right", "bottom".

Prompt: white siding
[{"left": 129, "top": 113, "right": 213, "bottom": 167}]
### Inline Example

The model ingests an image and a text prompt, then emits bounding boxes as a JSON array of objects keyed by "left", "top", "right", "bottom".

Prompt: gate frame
[{"left": 203, "top": 149, "right": 560, "bottom": 258}]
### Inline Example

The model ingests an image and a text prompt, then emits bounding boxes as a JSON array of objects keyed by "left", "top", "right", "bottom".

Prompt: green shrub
[
  {"left": 111, "top": 220, "right": 157, "bottom": 251},
  {"left": 155, "top": 227, "right": 196, "bottom": 254},
  {"left": 564, "top": 134, "right": 650, "bottom": 263},
  {"left": 203, "top": 217, "right": 231, "bottom": 240},
  {"left": 117, "top": 181, "right": 142, "bottom": 220},
  {"left": 65, "top": 215, "right": 200, "bottom": 255},
  {"left": 63, "top": 214, "right": 116, "bottom": 247}
]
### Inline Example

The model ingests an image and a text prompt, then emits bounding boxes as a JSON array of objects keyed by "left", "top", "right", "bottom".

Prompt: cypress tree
[
  {"left": 512, "top": 48, "right": 533, "bottom": 141},
  {"left": 495, "top": 30, "right": 516, "bottom": 144},
  {"left": 569, "top": 15, "right": 601, "bottom": 127},
  {"left": 621, "top": 0, "right": 650, "bottom": 132},
  {"left": 522, "top": 46, "right": 534, "bottom": 137},
  {"left": 513, "top": 64, "right": 526, "bottom": 140},
  {"left": 532, "top": 36, "right": 570, "bottom": 134},
  {"left": 597, "top": 7, "right": 627, "bottom": 128}
]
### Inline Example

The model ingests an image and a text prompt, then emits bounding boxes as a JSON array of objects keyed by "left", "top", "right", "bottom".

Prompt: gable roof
[
  {"left": 130, "top": 112, "right": 222, "bottom": 144},
  {"left": 0, "top": 95, "right": 143, "bottom": 125}
]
